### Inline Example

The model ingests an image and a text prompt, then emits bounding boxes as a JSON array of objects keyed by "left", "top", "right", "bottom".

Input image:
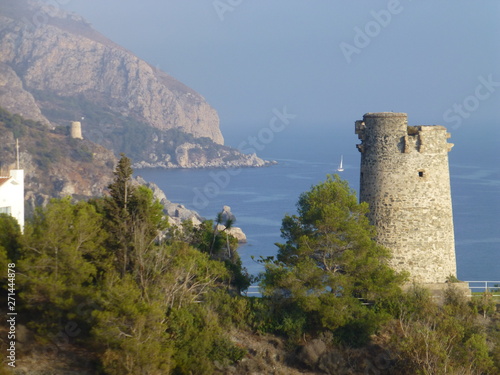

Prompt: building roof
[{"left": 0, "top": 177, "right": 12, "bottom": 187}]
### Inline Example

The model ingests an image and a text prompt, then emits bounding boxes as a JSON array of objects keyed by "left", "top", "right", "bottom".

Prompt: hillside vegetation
[{"left": 0, "top": 171, "right": 499, "bottom": 374}]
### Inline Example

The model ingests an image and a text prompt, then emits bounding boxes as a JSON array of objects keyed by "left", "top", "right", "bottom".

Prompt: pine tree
[
  {"left": 18, "top": 198, "right": 107, "bottom": 333},
  {"left": 260, "top": 174, "right": 405, "bottom": 345}
]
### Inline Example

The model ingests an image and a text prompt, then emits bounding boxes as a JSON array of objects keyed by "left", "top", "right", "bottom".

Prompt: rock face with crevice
[{"left": 0, "top": 62, "right": 47, "bottom": 123}]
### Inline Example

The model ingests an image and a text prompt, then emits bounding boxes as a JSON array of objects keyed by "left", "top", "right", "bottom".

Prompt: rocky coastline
[
  {"left": 132, "top": 152, "right": 277, "bottom": 170},
  {"left": 136, "top": 177, "right": 247, "bottom": 243}
]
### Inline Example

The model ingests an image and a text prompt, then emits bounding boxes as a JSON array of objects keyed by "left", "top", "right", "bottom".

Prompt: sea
[{"left": 135, "top": 122, "right": 500, "bottom": 283}]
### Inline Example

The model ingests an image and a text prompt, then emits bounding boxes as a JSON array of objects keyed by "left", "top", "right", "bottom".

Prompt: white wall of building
[{"left": 0, "top": 169, "right": 24, "bottom": 232}]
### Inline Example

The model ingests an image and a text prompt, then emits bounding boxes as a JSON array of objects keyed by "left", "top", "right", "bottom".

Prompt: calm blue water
[{"left": 136, "top": 123, "right": 500, "bottom": 282}]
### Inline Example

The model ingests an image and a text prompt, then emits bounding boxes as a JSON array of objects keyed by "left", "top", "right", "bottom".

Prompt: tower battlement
[
  {"left": 356, "top": 113, "right": 453, "bottom": 155},
  {"left": 355, "top": 112, "right": 457, "bottom": 283}
]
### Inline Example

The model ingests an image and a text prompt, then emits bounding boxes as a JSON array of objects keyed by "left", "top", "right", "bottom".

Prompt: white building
[{"left": 0, "top": 168, "right": 24, "bottom": 232}]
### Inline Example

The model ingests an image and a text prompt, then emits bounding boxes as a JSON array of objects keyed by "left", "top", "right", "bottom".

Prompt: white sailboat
[{"left": 337, "top": 155, "right": 344, "bottom": 172}]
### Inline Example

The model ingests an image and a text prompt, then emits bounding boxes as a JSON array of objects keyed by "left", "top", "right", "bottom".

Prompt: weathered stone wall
[{"left": 356, "top": 112, "right": 456, "bottom": 283}]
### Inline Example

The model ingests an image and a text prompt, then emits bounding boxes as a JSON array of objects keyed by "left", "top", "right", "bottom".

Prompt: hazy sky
[{"left": 59, "top": 1, "right": 500, "bottom": 140}]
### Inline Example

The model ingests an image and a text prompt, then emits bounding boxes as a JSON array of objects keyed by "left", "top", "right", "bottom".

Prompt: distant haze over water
[{"left": 136, "top": 122, "right": 500, "bottom": 282}]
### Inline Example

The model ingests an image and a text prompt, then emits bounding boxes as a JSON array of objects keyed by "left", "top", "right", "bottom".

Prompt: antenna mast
[{"left": 16, "top": 138, "right": 20, "bottom": 169}]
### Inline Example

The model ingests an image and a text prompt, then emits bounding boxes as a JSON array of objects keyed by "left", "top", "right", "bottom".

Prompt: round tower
[
  {"left": 70, "top": 121, "right": 83, "bottom": 139},
  {"left": 355, "top": 112, "right": 456, "bottom": 283}
]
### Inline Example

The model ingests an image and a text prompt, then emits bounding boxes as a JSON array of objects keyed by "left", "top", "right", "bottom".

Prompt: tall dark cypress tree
[
  {"left": 105, "top": 154, "right": 167, "bottom": 279},
  {"left": 108, "top": 153, "right": 134, "bottom": 212},
  {"left": 106, "top": 154, "right": 136, "bottom": 276}
]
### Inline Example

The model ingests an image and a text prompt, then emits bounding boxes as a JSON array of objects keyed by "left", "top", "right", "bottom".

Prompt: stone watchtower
[
  {"left": 70, "top": 121, "right": 83, "bottom": 139},
  {"left": 355, "top": 113, "right": 457, "bottom": 284}
]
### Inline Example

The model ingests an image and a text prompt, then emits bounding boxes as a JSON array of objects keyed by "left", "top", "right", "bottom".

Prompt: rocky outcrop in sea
[{"left": 136, "top": 177, "right": 248, "bottom": 242}]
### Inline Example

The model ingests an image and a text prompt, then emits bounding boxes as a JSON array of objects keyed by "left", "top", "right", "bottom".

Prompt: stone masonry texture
[{"left": 355, "top": 112, "right": 457, "bottom": 283}]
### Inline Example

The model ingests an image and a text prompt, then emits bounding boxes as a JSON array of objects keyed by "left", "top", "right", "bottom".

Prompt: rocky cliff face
[
  {"left": 0, "top": 0, "right": 274, "bottom": 168},
  {"left": 0, "top": 62, "right": 47, "bottom": 123},
  {"left": 0, "top": 0, "right": 233, "bottom": 160}
]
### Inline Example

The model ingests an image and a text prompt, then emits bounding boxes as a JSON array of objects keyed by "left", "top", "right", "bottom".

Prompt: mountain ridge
[{"left": 0, "top": 0, "right": 273, "bottom": 169}]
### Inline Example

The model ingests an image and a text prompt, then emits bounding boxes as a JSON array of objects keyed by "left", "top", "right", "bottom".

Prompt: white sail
[{"left": 337, "top": 155, "right": 344, "bottom": 172}]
